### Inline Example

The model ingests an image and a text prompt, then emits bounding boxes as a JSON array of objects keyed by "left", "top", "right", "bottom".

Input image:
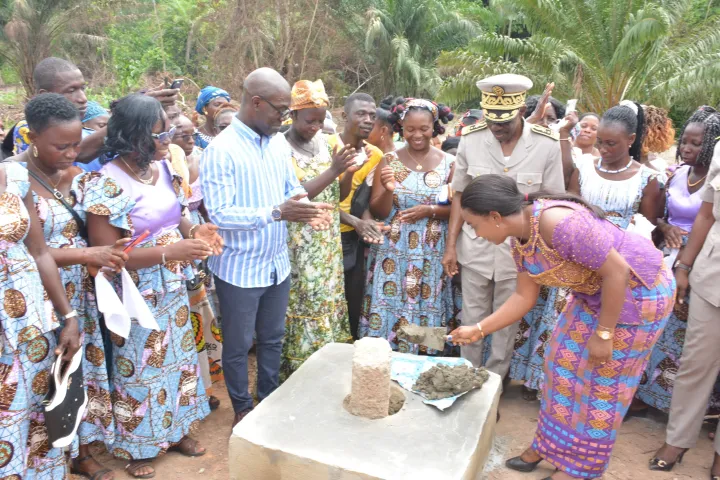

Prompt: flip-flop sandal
[
  {"left": 170, "top": 437, "right": 206, "bottom": 457},
  {"left": 209, "top": 395, "right": 220, "bottom": 411},
  {"left": 70, "top": 455, "right": 114, "bottom": 480},
  {"left": 125, "top": 461, "right": 155, "bottom": 479}
]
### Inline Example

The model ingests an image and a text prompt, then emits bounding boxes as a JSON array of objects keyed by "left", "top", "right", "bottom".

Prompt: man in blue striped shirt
[{"left": 201, "top": 68, "right": 332, "bottom": 426}]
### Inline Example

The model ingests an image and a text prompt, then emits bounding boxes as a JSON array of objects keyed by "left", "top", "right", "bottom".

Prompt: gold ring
[{"left": 601, "top": 361, "right": 606, "bottom": 365}]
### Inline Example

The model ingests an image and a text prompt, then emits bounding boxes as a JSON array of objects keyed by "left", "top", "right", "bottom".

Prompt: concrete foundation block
[{"left": 229, "top": 343, "right": 501, "bottom": 480}]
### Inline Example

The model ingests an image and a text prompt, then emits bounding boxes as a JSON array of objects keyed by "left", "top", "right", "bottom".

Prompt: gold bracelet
[
  {"left": 188, "top": 224, "right": 200, "bottom": 239},
  {"left": 430, "top": 205, "right": 436, "bottom": 219},
  {"left": 559, "top": 137, "right": 571, "bottom": 142},
  {"left": 476, "top": 322, "right": 485, "bottom": 339}
]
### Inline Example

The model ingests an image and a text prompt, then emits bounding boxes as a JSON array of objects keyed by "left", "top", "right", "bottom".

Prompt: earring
[
  {"left": 32, "top": 145, "right": 38, "bottom": 157},
  {"left": 496, "top": 224, "right": 500, "bottom": 228},
  {"left": 381, "top": 135, "right": 385, "bottom": 141},
  {"left": 203, "top": 108, "right": 208, "bottom": 115}
]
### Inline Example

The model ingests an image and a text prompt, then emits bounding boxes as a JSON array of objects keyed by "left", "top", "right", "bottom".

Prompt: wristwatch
[
  {"left": 271, "top": 206, "right": 282, "bottom": 222},
  {"left": 595, "top": 329, "right": 613, "bottom": 341}
]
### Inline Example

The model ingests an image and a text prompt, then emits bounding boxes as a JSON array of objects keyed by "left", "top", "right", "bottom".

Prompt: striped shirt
[{"left": 200, "top": 116, "right": 305, "bottom": 288}]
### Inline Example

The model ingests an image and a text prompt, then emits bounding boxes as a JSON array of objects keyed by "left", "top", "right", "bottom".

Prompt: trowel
[{"left": 397, "top": 324, "right": 451, "bottom": 351}]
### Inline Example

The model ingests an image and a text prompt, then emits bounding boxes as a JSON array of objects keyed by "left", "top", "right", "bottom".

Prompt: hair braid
[{"left": 676, "top": 106, "right": 720, "bottom": 167}]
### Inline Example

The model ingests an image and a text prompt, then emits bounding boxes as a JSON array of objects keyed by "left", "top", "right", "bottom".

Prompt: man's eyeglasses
[
  {"left": 151, "top": 125, "right": 177, "bottom": 143},
  {"left": 254, "top": 94, "right": 291, "bottom": 121}
]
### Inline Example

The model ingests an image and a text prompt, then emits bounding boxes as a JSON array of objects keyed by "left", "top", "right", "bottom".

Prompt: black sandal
[
  {"left": 70, "top": 454, "right": 114, "bottom": 480},
  {"left": 125, "top": 460, "right": 155, "bottom": 479},
  {"left": 209, "top": 395, "right": 221, "bottom": 411},
  {"left": 522, "top": 386, "right": 538, "bottom": 401},
  {"left": 169, "top": 436, "right": 206, "bottom": 457},
  {"left": 649, "top": 447, "right": 688, "bottom": 472}
]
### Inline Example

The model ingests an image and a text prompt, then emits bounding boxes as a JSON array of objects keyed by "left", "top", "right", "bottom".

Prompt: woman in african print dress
[
  {"left": 87, "top": 94, "right": 223, "bottom": 479},
  {"left": 450, "top": 175, "right": 674, "bottom": 480},
  {"left": 0, "top": 155, "right": 80, "bottom": 476},
  {"left": 635, "top": 107, "right": 720, "bottom": 417},
  {"left": 361, "top": 97, "right": 457, "bottom": 354},
  {"left": 24, "top": 93, "right": 127, "bottom": 480},
  {"left": 279, "top": 80, "right": 355, "bottom": 380},
  {"left": 510, "top": 102, "right": 663, "bottom": 400}
]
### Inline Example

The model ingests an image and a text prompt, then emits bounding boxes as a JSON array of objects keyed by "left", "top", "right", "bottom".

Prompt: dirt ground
[{"left": 76, "top": 356, "right": 716, "bottom": 480}]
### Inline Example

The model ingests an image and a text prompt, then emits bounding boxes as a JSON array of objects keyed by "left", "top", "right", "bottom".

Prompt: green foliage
[
  {"left": 365, "top": 0, "right": 479, "bottom": 97},
  {"left": 439, "top": 0, "right": 720, "bottom": 113}
]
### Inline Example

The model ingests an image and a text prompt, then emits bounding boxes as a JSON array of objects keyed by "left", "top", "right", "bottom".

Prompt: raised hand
[
  {"left": 380, "top": 165, "right": 396, "bottom": 192},
  {"left": 331, "top": 144, "right": 358, "bottom": 175},
  {"left": 526, "top": 82, "right": 554, "bottom": 126}
]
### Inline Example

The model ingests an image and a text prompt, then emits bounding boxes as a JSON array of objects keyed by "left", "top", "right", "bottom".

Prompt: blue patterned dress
[
  {"left": 95, "top": 160, "right": 210, "bottom": 461},
  {"left": 0, "top": 162, "right": 67, "bottom": 479},
  {"left": 32, "top": 172, "right": 121, "bottom": 452},
  {"left": 509, "top": 161, "right": 662, "bottom": 390},
  {"left": 359, "top": 154, "right": 458, "bottom": 354}
]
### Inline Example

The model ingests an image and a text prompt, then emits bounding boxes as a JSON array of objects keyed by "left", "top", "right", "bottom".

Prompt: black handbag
[
  {"left": 186, "top": 259, "right": 210, "bottom": 291},
  {"left": 350, "top": 181, "right": 371, "bottom": 218}
]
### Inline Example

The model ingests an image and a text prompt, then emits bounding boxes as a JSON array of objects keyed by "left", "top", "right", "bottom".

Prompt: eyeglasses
[
  {"left": 254, "top": 94, "right": 291, "bottom": 121},
  {"left": 151, "top": 125, "right": 177, "bottom": 143},
  {"left": 176, "top": 129, "right": 198, "bottom": 142}
]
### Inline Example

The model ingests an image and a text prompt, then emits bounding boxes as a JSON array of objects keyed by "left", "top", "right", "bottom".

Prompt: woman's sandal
[
  {"left": 649, "top": 447, "right": 689, "bottom": 472},
  {"left": 169, "top": 437, "right": 206, "bottom": 457},
  {"left": 209, "top": 395, "right": 221, "bottom": 411},
  {"left": 125, "top": 460, "right": 155, "bottom": 479},
  {"left": 70, "top": 455, "right": 114, "bottom": 480},
  {"left": 522, "top": 386, "right": 539, "bottom": 401}
]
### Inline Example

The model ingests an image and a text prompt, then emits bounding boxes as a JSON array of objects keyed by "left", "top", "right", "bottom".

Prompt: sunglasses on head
[{"left": 151, "top": 125, "right": 177, "bottom": 143}]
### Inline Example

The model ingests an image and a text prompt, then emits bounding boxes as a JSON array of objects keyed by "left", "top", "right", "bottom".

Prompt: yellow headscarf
[{"left": 290, "top": 79, "right": 329, "bottom": 111}]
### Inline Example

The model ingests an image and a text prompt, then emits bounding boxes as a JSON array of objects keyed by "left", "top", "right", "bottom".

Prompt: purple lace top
[
  {"left": 667, "top": 165, "right": 703, "bottom": 232},
  {"left": 512, "top": 199, "right": 664, "bottom": 325},
  {"left": 100, "top": 159, "right": 182, "bottom": 242}
]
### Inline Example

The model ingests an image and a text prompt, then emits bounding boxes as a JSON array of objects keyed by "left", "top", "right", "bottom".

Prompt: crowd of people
[{"left": 0, "top": 55, "right": 719, "bottom": 480}]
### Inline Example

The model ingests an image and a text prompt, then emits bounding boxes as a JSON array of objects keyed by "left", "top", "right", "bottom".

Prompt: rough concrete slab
[{"left": 229, "top": 343, "right": 502, "bottom": 480}]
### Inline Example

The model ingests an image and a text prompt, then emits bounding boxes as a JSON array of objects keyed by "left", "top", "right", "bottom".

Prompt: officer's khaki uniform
[
  {"left": 666, "top": 142, "right": 720, "bottom": 453},
  {"left": 452, "top": 120, "right": 564, "bottom": 376}
]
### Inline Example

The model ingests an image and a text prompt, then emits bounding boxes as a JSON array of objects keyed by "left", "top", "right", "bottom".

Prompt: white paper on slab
[
  {"left": 627, "top": 214, "right": 656, "bottom": 240},
  {"left": 663, "top": 248, "right": 680, "bottom": 270},
  {"left": 95, "top": 273, "right": 131, "bottom": 338},
  {"left": 120, "top": 269, "right": 160, "bottom": 331},
  {"left": 390, "top": 355, "right": 474, "bottom": 410}
]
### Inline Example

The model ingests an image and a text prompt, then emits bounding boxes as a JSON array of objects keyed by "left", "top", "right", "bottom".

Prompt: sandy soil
[{"left": 74, "top": 357, "right": 715, "bottom": 480}]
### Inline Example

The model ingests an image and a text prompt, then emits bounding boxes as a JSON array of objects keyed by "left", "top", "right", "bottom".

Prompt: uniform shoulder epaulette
[
  {"left": 530, "top": 124, "right": 559, "bottom": 140},
  {"left": 461, "top": 122, "right": 487, "bottom": 136}
]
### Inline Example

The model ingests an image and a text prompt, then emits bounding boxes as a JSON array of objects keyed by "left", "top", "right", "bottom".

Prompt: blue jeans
[{"left": 214, "top": 274, "right": 290, "bottom": 413}]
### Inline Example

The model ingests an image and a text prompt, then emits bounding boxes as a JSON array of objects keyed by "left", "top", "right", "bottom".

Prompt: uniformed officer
[{"left": 442, "top": 74, "right": 564, "bottom": 378}]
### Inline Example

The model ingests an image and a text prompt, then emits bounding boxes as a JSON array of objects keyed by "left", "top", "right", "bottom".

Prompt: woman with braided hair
[
  {"left": 360, "top": 97, "right": 458, "bottom": 354},
  {"left": 632, "top": 107, "right": 720, "bottom": 419},
  {"left": 648, "top": 107, "right": 720, "bottom": 478}
]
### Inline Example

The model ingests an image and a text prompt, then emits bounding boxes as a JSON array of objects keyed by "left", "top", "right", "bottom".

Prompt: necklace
[
  {"left": 29, "top": 156, "right": 65, "bottom": 199},
  {"left": 287, "top": 135, "right": 318, "bottom": 158},
  {"left": 688, "top": 171, "right": 708, "bottom": 188},
  {"left": 120, "top": 157, "right": 154, "bottom": 185},
  {"left": 596, "top": 157, "right": 633, "bottom": 174},
  {"left": 407, "top": 148, "right": 431, "bottom": 171}
]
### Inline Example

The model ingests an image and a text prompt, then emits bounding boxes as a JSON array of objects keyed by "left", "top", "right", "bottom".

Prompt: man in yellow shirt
[{"left": 328, "top": 93, "right": 387, "bottom": 338}]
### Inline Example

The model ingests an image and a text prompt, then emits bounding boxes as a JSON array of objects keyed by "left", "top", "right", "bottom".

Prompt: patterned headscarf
[
  {"left": 196, "top": 86, "right": 231, "bottom": 114},
  {"left": 398, "top": 98, "right": 439, "bottom": 122},
  {"left": 290, "top": 80, "right": 329, "bottom": 111},
  {"left": 82, "top": 101, "right": 108, "bottom": 123}
]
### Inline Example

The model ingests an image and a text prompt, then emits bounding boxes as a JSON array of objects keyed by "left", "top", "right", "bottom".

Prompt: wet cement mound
[{"left": 412, "top": 364, "right": 490, "bottom": 400}]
